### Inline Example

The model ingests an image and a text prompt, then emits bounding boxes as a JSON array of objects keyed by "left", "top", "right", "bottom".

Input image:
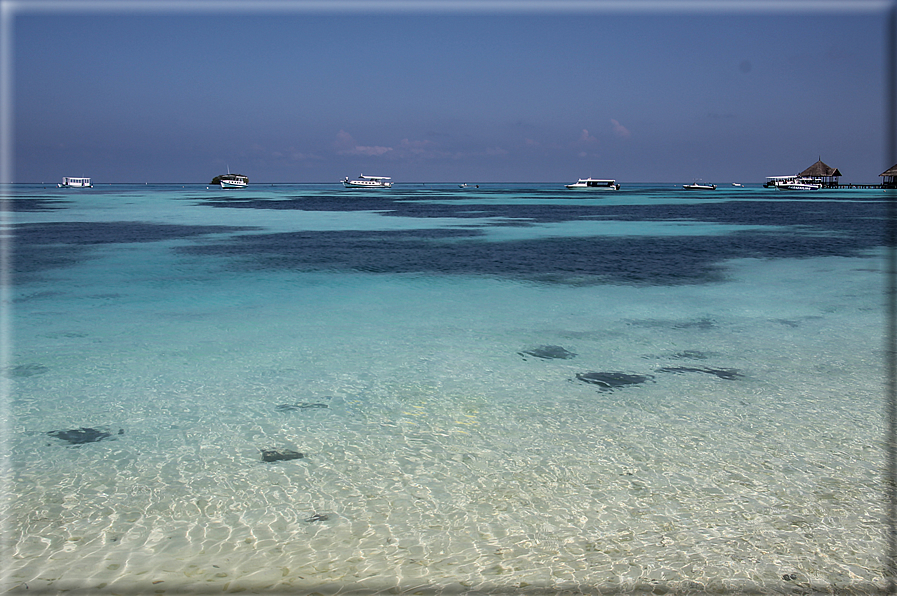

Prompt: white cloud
[
  {"left": 334, "top": 130, "right": 393, "bottom": 156},
  {"left": 611, "top": 119, "right": 631, "bottom": 139},
  {"left": 399, "top": 138, "right": 437, "bottom": 155}
]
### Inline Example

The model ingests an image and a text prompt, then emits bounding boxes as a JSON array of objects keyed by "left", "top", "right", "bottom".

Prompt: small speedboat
[{"left": 732, "top": 183, "right": 743, "bottom": 187}]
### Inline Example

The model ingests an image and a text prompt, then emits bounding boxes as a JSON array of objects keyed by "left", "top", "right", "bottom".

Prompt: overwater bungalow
[
  {"left": 799, "top": 159, "right": 842, "bottom": 188},
  {"left": 881, "top": 163, "right": 897, "bottom": 189}
]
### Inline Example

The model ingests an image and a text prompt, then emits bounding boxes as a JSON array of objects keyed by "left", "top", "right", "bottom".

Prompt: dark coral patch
[
  {"left": 518, "top": 345, "right": 577, "bottom": 360},
  {"left": 576, "top": 372, "right": 652, "bottom": 390}
]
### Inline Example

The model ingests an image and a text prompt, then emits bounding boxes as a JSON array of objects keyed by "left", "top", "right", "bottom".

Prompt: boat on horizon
[
  {"left": 565, "top": 177, "right": 621, "bottom": 190},
  {"left": 775, "top": 177, "right": 822, "bottom": 191},
  {"left": 58, "top": 177, "right": 92, "bottom": 188},
  {"left": 342, "top": 174, "right": 393, "bottom": 188},
  {"left": 214, "top": 166, "right": 248, "bottom": 189},
  {"left": 682, "top": 180, "right": 716, "bottom": 190},
  {"left": 764, "top": 175, "right": 822, "bottom": 190}
]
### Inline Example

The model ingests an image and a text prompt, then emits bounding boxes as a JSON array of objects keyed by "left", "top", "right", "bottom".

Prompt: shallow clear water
[{"left": 1, "top": 182, "right": 889, "bottom": 593}]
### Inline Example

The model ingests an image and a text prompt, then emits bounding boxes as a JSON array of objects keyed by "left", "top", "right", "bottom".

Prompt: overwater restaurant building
[
  {"left": 881, "top": 163, "right": 897, "bottom": 189},
  {"left": 799, "top": 159, "right": 842, "bottom": 188}
]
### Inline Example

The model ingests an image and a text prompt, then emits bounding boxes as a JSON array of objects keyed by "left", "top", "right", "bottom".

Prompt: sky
[{"left": 5, "top": 0, "right": 895, "bottom": 183}]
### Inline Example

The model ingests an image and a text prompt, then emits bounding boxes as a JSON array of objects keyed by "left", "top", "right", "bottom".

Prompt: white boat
[
  {"left": 732, "top": 183, "right": 743, "bottom": 187},
  {"left": 565, "top": 177, "right": 620, "bottom": 190},
  {"left": 775, "top": 177, "right": 821, "bottom": 191},
  {"left": 683, "top": 180, "right": 716, "bottom": 190},
  {"left": 220, "top": 175, "right": 248, "bottom": 188},
  {"left": 217, "top": 166, "right": 248, "bottom": 188},
  {"left": 765, "top": 175, "right": 795, "bottom": 188},
  {"left": 342, "top": 174, "right": 392, "bottom": 188},
  {"left": 58, "top": 177, "right": 92, "bottom": 188}
]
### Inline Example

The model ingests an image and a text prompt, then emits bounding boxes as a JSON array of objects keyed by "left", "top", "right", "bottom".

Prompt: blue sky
[{"left": 7, "top": 0, "right": 893, "bottom": 183}]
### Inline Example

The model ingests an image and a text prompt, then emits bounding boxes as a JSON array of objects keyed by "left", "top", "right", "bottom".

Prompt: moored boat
[
  {"left": 775, "top": 177, "right": 821, "bottom": 191},
  {"left": 764, "top": 175, "right": 794, "bottom": 188},
  {"left": 219, "top": 174, "right": 249, "bottom": 188},
  {"left": 342, "top": 174, "right": 392, "bottom": 188},
  {"left": 765, "top": 175, "right": 821, "bottom": 190},
  {"left": 58, "top": 177, "right": 92, "bottom": 188},
  {"left": 683, "top": 180, "right": 716, "bottom": 190},
  {"left": 565, "top": 177, "right": 620, "bottom": 190},
  {"left": 212, "top": 166, "right": 248, "bottom": 188}
]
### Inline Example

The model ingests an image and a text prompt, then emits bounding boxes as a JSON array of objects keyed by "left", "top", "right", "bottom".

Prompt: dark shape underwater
[
  {"left": 576, "top": 372, "right": 652, "bottom": 390},
  {"left": 518, "top": 345, "right": 577, "bottom": 360},
  {"left": 5, "top": 364, "right": 50, "bottom": 378},
  {"left": 656, "top": 366, "right": 744, "bottom": 380},
  {"left": 275, "top": 403, "right": 329, "bottom": 411},
  {"left": 48, "top": 427, "right": 112, "bottom": 444},
  {"left": 261, "top": 448, "right": 305, "bottom": 462}
]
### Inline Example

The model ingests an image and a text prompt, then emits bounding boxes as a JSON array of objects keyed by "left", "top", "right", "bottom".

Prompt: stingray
[
  {"left": 518, "top": 345, "right": 577, "bottom": 360},
  {"left": 275, "top": 403, "right": 329, "bottom": 411},
  {"left": 48, "top": 427, "right": 112, "bottom": 445},
  {"left": 576, "top": 372, "right": 652, "bottom": 390},
  {"left": 656, "top": 366, "right": 744, "bottom": 380},
  {"left": 261, "top": 448, "right": 305, "bottom": 462},
  {"left": 5, "top": 364, "right": 50, "bottom": 378}
]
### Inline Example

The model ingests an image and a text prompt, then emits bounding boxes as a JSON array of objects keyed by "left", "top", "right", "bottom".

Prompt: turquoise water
[{"left": 1, "top": 183, "right": 889, "bottom": 593}]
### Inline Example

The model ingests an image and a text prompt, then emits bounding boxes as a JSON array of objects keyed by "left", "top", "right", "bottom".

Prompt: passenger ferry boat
[
  {"left": 682, "top": 180, "right": 717, "bottom": 190},
  {"left": 764, "top": 175, "right": 821, "bottom": 190},
  {"left": 565, "top": 177, "right": 620, "bottom": 190},
  {"left": 219, "top": 174, "right": 248, "bottom": 188},
  {"left": 775, "top": 177, "right": 822, "bottom": 191},
  {"left": 58, "top": 177, "right": 92, "bottom": 188},
  {"left": 213, "top": 165, "right": 248, "bottom": 188},
  {"left": 342, "top": 174, "right": 392, "bottom": 188}
]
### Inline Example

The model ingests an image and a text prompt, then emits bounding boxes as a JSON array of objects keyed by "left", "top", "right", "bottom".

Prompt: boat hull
[
  {"left": 565, "top": 178, "right": 620, "bottom": 190},
  {"left": 58, "top": 177, "right": 92, "bottom": 188},
  {"left": 776, "top": 184, "right": 820, "bottom": 191},
  {"left": 342, "top": 181, "right": 393, "bottom": 188}
]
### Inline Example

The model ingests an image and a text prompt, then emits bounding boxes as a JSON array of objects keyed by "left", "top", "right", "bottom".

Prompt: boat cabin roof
[{"left": 359, "top": 175, "right": 391, "bottom": 180}]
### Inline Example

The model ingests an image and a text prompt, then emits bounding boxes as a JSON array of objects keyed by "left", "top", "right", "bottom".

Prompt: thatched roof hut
[
  {"left": 800, "top": 159, "right": 842, "bottom": 187},
  {"left": 881, "top": 163, "right": 897, "bottom": 188}
]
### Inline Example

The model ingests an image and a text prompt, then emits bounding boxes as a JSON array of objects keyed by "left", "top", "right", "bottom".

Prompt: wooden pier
[{"left": 835, "top": 183, "right": 889, "bottom": 189}]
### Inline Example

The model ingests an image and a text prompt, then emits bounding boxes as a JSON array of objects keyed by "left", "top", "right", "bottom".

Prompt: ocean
[{"left": 1, "top": 182, "right": 889, "bottom": 594}]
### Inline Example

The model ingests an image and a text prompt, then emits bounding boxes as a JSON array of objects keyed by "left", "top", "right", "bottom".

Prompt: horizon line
[{"left": 6, "top": 0, "right": 893, "bottom": 15}]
